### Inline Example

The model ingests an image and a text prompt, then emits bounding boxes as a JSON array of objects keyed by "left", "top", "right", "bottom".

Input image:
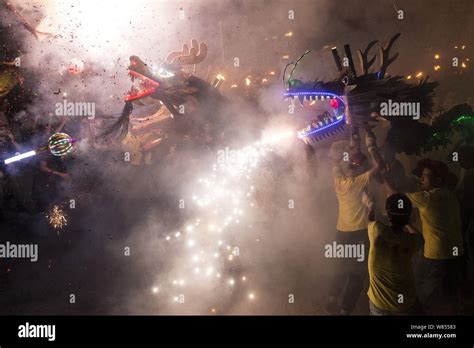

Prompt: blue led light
[
  {"left": 284, "top": 90, "right": 346, "bottom": 140},
  {"left": 284, "top": 91, "right": 342, "bottom": 99},
  {"left": 297, "top": 117, "right": 345, "bottom": 139},
  {"left": 284, "top": 91, "right": 345, "bottom": 107}
]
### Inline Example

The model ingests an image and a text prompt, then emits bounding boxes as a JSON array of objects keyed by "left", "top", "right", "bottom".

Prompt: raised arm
[
  {"left": 362, "top": 191, "right": 376, "bottom": 222},
  {"left": 383, "top": 170, "right": 398, "bottom": 196},
  {"left": 365, "top": 128, "right": 386, "bottom": 179}
]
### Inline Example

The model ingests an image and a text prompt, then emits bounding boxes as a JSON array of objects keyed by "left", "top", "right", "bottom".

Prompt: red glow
[
  {"left": 68, "top": 66, "right": 81, "bottom": 75},
  {"left": 124, "top": 69, "right": 160, "bottom": 101},
  {"left": 330, "top": 98, "right": 339, "bottom": 109}
]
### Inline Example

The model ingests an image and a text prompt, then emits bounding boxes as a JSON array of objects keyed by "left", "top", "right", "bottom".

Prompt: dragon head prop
[
  {"left": 284, "top": 33, "right": 438, "bottom": 150},
  {"left": 104, "top": 39, "right": 225, "bottom": 139},
  {"left": 125, "top": 39, "right": 210, "bottom": 113}
]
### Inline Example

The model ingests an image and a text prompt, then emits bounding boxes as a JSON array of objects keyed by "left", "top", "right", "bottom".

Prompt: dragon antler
[
  {"left": 357, "top": 40, "right": 378, "bottom": 75},
  {"left": 166, "top": 39, "right": 208, "bottom": 66},
  {"left": 378, "top": 33, "right": 401, "bottom": 77}
]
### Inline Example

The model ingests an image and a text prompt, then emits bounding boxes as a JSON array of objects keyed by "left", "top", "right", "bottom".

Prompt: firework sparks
[
  {"left": 157, "top": 129, "right": 293, "bottom": 311},
  {"left": 46, "top": 205, "right": 68, "bottom": 232}
]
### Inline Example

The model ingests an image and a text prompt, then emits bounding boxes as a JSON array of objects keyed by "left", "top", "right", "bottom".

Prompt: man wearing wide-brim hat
[{"left": 385, "top": 158, "right": 464, "bottom": 314}]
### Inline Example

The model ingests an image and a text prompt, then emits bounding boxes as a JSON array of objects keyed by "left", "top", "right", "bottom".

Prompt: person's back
[
  {"left": 334, "top": 166, "right": 370, "bottom": 232},
  {"left": 365, "top": 193, "right": 421, "bottom": 315},
  {"left": 325, "top": 132, "right": 383, "bottom": 315},
  {"left": 368, "top": 220, "right": 419, "bottom": 313}
]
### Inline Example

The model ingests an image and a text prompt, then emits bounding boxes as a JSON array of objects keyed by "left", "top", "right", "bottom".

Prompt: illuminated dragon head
[{"left": 285, "top": 33, "right": 438, "bottom": 151}]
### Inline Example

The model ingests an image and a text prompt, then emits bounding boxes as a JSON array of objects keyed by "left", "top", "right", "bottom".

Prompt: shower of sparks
[
  {"left": 157, "top": 129, "right": 293, "bottom": 310},
  {"left": 43, "top": 0, "right": 140, "bottom": 50},
  {"left": 46, "top": 205, "right": 68, "bottom": 232}
]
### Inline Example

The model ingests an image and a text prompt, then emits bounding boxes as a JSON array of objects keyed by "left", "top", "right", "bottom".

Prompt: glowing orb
[{"left": 48, "top": 132, "right": 74, "bottom": 156}]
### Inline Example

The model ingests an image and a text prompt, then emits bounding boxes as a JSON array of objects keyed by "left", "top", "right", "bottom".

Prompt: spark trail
[{"left": 152, "top": 129, "right": 294, "bottom": 313}]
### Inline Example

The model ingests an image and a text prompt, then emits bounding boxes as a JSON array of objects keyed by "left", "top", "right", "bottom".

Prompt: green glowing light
[{"left": 454, "top": 115, "right": 474, "bottom": 123}]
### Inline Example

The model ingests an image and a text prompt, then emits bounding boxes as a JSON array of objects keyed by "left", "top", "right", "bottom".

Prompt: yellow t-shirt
[
  {"left": 367, "top": 221, "right": 420, "bottom": 312},
  {"left": 407, "top": 188, "right": 464, "bottom": 260},
  {"left": 334, "top": 168, "right": 370, "bottom": 232}
]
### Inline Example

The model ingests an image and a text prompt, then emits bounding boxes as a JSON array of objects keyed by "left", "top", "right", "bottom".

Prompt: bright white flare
[{"left": 4, "top": 150, "right": 37, "bottom": 164}]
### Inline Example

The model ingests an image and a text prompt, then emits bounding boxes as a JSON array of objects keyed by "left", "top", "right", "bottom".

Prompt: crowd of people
[{"left": 325, "top": 129, "right": 473, "bottom": 315}]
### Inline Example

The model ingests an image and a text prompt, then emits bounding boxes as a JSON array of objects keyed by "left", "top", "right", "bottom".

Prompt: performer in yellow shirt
[
  {"left": 385, "top": 158, "right": 464, "bottom": 314},
  {"left": 364, "top": 193, "right": 422, "bottom": 315},
  {"left": 325, "top": 129, "right": 384, "bottom": 315}
]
